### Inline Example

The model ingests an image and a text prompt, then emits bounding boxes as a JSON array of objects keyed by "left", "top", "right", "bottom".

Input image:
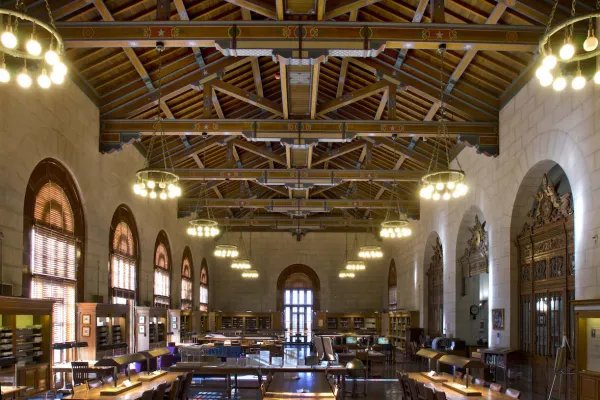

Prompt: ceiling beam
[
  {"left": 337, "top": 58, "right": 349, "bottom": 98},
  {"left": 394, "top": 0, "right": 428, "bottom": 68},
  {"left": 58, "top": 21, "right": 543, "bottom": 52},
  {"left": 429, "top": 0, "right": 445, "bottom": 23},
  {"left": 223, "top": 0, "right": 277, "bottom": 19},
  {"left": 371, "top": 136, "right": 445, "bottom": 169},
  {"left": 317, "top": 0, "right": 326, "bottom": 20},
  {"left": 310, "top": 62, "right": 321, "bottom": 119},
  {"left": 233, "top": 141, "right": 287, "bottom": 166},
  {"left": 276, "top": 0, "right": 285, "bottom": 20},
  {"left": 173, "top": 0, "right": 206, "bottom": 68},
  {"left": 178, "top": 197, "right": 419, "bottom": 211},
  {"left": 278, "top": 56, "right": 289, "bottom": 119},
  {"left": 317, "top": 80, "right": 388, "bottom": 116},
  {"left": 208, "top": 217, "right": 386, "bottom": 231},
  {"left": 212, "top": 80, "right": 284, "bottom": 117},
  {"left": 324, "top": 0, "right": 384, "bottom": 20},
  {"left": 311, "top": 141, "right": 366, "bottom": 167}
]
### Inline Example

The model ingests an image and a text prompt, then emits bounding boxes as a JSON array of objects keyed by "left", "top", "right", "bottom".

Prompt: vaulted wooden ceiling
[{"left": 21, "top": 0, "right": 599, "bottom": 232}]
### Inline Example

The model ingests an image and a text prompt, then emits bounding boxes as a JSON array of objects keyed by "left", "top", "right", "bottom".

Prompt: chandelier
[
  {"left": 214, "top": 244, "right": 239, "bottom": 258},
  {"left": 358, "top": 245, "right": 383, "bottom": 259},
  {"left": 242, "top": 270, "right": 259, "bottom": 279},
  {"left": 420, "top": 44, "right": 468, "bottom": 201},
  {"left": 0, "top": 1, "right": 68, "bottom": 88},
  {"left": 339, "top": 270, "right": 355, "bottom": 278},
  {"left": 381, "top": 182, "right": 412, "bottom": 239},
  {"left": 187, "top": 218, "right": 219, "bottom": 238},
  {"left": 132, "top": 42, "right": 181, "bottom": 200},
  {"left": 346, "top": 260, "right": 366, "bottom": 271},
  {"left": 232, "top": 232, "right": 252, "bottom": 271},
  {"left": 536, "top": 0, "right": 600, "bottom": 91}
]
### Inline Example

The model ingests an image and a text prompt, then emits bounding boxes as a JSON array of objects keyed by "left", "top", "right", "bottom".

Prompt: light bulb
[
  {"left": 426, "top": 184, "right": 434, "bottom": 192},
  {"left": 50, "top": 71, "right": 64, "bottom": 84},
  {"left": 140, "top": 189, "right": 148, "bottom": 197},
  {"left": 420, "top": 187, "right": 428, "bottom": 198},
  {"left": 553, "top": 76, "right": 567, "bottom": 91},
  {"left": 168, "top": 191, "right": 176, "bottom": 199},
  {"left": 175, "top": 186, "right": 182, "bottom": 196},
  {"left": 432, "top": 192, "right": 441, "bottom": 201},
  {"left": 17, "top": 69, "right": 31, "bottom": 88},
  {"left": 584, "top": 32, "right": 598, "bottom": 52},
  {"left": 159, "top": 191, "right": 167, "bottom": 200},
  {"left": 540, "top": 72, "right": 553, "bottom": 87},
  {"left": 435, "top": 182, "right": 444, "bottom": 191},
  {"left": 198, "top": 230, "right": 203, "bottom": 237},
  {"left": 1, "top": 26, "right": 17, "bottom": 49},
  {"left": 442, "top": 191, "right": 451, "bottom": 200},
  {"left": 403, "top": 228, "right": 411, "bottom": 236},
  {"left": 542, "top": 54, "right": 557, "bottom": 70},
  {"left": 187, "top": 227, "right": 195, "bottom": 235},
  {"left": 394, "top": 227, "right": 400, "bottom": 233},
  {"left": 423, "top": 191, "right": 432, "bottom": 200},
  {"left": 45, "top": 50, "right": 59, "bottom": 66},
  {"left": 453, "top": 190, "right": 460, "bottom": 198},
  {"left": 133, "top": 183, "right": 140, "bottom": 194},
  {"left": 559, "top": 43, "right": 575, "bottom": 60},
  {"left": 149, "top": 191, "right": 157, "bottom": 199},
  {"left": 447, "top": 181, "right": 455, "bottom": 190},
  {"left": 37, "top": 69, "right": 51, "bottom": 89},
  {"left": 572, "top": 75, "right": 586, "bottom": 90},
  {"left": 0, "top": 63, "right": 9, "bottom": 83},
  {"left": 54, "top": 62, "right": 68, "bottom": 76},
  {"left": 147, "top": 180, "right": 155, "bottom": 189},
  {"left": 390, "top": 232, "right": 396, "bottom": 238},
  {"left": 536, "top": 65, "right": 549, "bottom": 80},
  {"left": 26, "top": 35, "right": 42, "bottom": 56},
  {"left": 168, "top": 184, "right": 175, "bottom": 192},
  {"left": 159, "top": 182, "right": 166, "bottom": 189},
  {"left": 595, "top": 71, "right": 600, "bottom": 84}
]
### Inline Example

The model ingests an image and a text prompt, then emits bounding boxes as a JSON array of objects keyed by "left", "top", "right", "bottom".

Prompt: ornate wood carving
[
  {"left": 459, "top": 215, "right": 489, "bottom": 278},
  {"left": 516, "top": 172, "right": 575, "bottom": 399},
  {"left": 427, "top": 237, "right": 444, "bottom": 337}
]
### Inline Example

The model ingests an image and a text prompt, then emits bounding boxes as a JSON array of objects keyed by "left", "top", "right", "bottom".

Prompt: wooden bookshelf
[
  {"left": 315, "top": 313, "right": 381, "bottom": 334},
  {"left": 388, "top": 310, "right": 420, "bottom": 349},
  {"left": 0, "top": 297, "right": 53, "bottom": 396},
  {"left": 76, "top": 303, "right": 130, "bottom": 360},
  {"left": 149, "top": 308, "right": 168, "bottom": 349},
  {"left": 215, "top": 312, "right": 281, "bottom": 335}
]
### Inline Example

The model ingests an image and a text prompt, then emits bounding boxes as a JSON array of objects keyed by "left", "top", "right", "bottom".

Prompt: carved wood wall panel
[
  {"left": 516, "top": 173, "right": 575, "bottom": 399},
  {"left": 459, "top": 215, "right": 489, "bottom": 279},
  {"left": 427, "top": 237, "right": 444, "bottom": 337}
]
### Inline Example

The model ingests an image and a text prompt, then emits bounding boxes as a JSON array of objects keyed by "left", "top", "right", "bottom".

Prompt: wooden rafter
[
  {"left": 223, "top": 0, "right": 277, "bottom": 19},
  {"left": 173, "top": 0, "right": 205, "bottom": 68},
  {"left": 311, "top": 141, "right": 366, "bottom": 167},
  {"left": 310, "top": 62, "right": 321, "bottom": 119},
  {"left": 278, "top": 57, "right": 289, "bottom": 119},
  {"left": 324, "top": 0, "right": 384, "bottom": 20},
  {"left": 395, "top": 0, "right": 429, "bottom": 68},
  {"left": 212, "top": 80, "right": 284, "bottom": 117},
  {"left": 317, "top": 80, "right": 388, "bottom": 117},
  {"left": 276, "top": 0, "right": 285, "bottom": 20},
  {"left": 317, "top": 0, "right": 326, "bottom": 20},
  {"left": 430, "top": 0, "right": 445, "bottom": 23},
  {"left": 233, "top": 141, "right": 287, "bottom": 166}
]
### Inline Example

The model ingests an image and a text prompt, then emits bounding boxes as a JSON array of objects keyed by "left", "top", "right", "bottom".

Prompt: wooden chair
[
  {"left": 472, "top": 377, "right": 485, "bottom": 386},
  {"left": 178, "top": 372, "right": 193, "bottom": 400},
  {"left": 434, "top": 390, "right": 447, "bottom": 400},
  {"left": 71, "top": 362, "right": 90, "bottom": 389},
  {"left": 164, "top": 376, "right": 181, "bottom": 400},
  {"left": 139, "top": 389, "right": 155, "bottom": 400},
  {"left": 152, "top": 382, "right": 169, "bottom": 400},
  {"left": 399, "top": 374, "right": 411, "bottom": 399},
  {"left": 489, "top": 383, "right": 503, "bottom": 392},
  {"left": 416, "top": 382, "right": 435, "bottom": 400},
  {"left": 407, "top": 378, "right": 420, "bottom": 400},
  {"left": 506, "top": 388, "right": 522, "bottom": 398},
  {"left": 102, "top": 375, "right": 114, "bottom": 385}
]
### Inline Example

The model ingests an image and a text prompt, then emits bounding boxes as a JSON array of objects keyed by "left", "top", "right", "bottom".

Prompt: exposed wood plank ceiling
[{"left": 23, "top": 0, "right": 597, "bottom": 232}]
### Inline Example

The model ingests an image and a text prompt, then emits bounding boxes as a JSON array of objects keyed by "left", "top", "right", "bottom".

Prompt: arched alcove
[
  {"left": 455, "top": 205, "right": 489, "bottom": 346},
  {"left": 511, "top": 161, "right": 575, "bottom": 399},
  {"left": 276, "top": 264, "right": 320, "bottom": 343},
  {"left": 423, "top": 232, "right": 443, "bottom": 337},
  {"left": 388, "top": 259, "right": 397, "bottom": 311}
]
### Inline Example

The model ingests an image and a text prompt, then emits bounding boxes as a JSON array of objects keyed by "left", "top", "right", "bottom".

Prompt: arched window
[
  {"left": 199, "top": 259, "right": 209, "bottom": 311},
  {"left": 109, "top": 205, "right": 139, "bottom": 305},
  {"left": 181, "top": 247, "right": 193, "bottom": 311},
  {"left": 388, "top": 260, "right": 397, "bottom": 311},
  {"left": 277, "top": 264, "right": 320, "bottom": 343},
  {"left": 24, "top": 159, "right": 85, "bottom": 348},
  {"left": 428, "top": 237, "right": 444, "bottom": 337},
  {"left": 153, "top": 231, "right": 171, "bottom": 308}
]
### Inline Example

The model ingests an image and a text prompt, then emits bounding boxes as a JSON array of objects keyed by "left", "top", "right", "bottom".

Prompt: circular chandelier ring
[
  {"left": 189, "top": 219, "right": 219, "bottom": 227},
  {"left": 381, "top": 220, "right": 410, "bottom": 229},
  {"left": 421, "top": 169, "right": 465, "bottom": 184},
  {"left": 0, "top": 9, "right": 65, "bottom": 59},
  {"left": 539, "top": 11, "right": 600, "bottom": 63},
  {"left": 135, "top": 168, "right": 180, "bottom": 183}
]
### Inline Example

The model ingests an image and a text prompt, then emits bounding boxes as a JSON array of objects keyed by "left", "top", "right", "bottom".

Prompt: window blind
[
  {"left": 31, "top": 277, "right": 75, "bottom": 344},
  {"left": 111, "top": 255, "right": 136, "bottom": 292},
  {"left": 34, "top": 183, "right": 74, "bottom": 233},
  {"left": 200, "top": 286, "right": 208, "bottom": 305},
  {"left": 113, "top": 222, "right": 134, "bottom": 257},
  {"left": 154, "top": 268, "right": 170, "bottom": 297},
  {"left": 388, "top": 286, "right": 397, "bottom": 308}
]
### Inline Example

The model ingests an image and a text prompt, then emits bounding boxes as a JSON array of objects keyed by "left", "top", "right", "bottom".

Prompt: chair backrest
[
  {"left": 152, "top": 382, "right": 169, "bottom": 400},
  {"left": 407, "top": 378, "right": 420, "bottom": 400},
  {"left": 489, "top": 383, "right": 503, "bottom": 392},
  {"left": 400, "top": 375, "right": 411, "bottom": 399},
  {"left": 179, "top": 372, "right": 193, "bottom": 400},
  {"left": 434, "top": 389, "right": 447, "bottom": 400},
  {"left": 140, "top": 388, "right": 155, "bottom": 400},
  {"left": 102, "top": 375, "right": 114, "bottom": 385},
  {"left": 506, "top": 388, "right": 522, "bottom": 398},
  {"left": 71, "top": 361, "right": 90, "bottom": 386},
  {"left": 423, "top": 386, "right": 436, "bottom": 400},
  {"left": 473, "top": 377, "right": 485, "bottom": 386},
  {"left": 167, "top": 377, "right": 181, "bottom": 400}
]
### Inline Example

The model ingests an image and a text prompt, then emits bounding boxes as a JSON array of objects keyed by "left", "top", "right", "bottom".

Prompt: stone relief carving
[
  {"left": 521, "top": 173, "right": 573, "bottom": 234},
  {"left": 459, "top": 215, "right": 489, "bottom": 277}
]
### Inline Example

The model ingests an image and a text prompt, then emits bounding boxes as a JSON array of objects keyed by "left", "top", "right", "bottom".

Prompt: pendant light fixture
[
  {"left": 536, "top": 0, "right": 600, "bottom": 91},
  {"left": 240, "top": 232, "right": 258, "bottom": 278},
  {"left": 358, "top": 181, "right": 383, "bottom": 259},
  {"left": 187, "top": 144, "right": 219, "bottom": 237},
  {"left": 381, "top": 157, "right": 412, "bottom": 239},
  {"left": 214, "top": 222, "right": 239, "bottom": 258},
  {"left": 420, "top": 44, "right": 468, "bottom": 201},
  {"left": 231, "top": 232, "right": 251, "bottom": 270},
  {"left": 132, "top": 42, "right": 182, "bottom": 200},
  {"left": 345, "top": 234, "right": 365, "bottom": 272}
]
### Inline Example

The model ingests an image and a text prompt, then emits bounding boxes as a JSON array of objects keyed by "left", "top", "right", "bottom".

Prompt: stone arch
[
  {"left": 276, "top": 264, "right": 321, "bottom": 311},
  {"left": 388, "top": 259, "right": 397, "bottom": 310},
  {"left": 423, "top": 231, "right": 442, "bottom": 337}
]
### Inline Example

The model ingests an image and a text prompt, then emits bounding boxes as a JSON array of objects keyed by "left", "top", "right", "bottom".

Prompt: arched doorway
[
  {"left": 511, "top": 161, "right": 575, "bottom": 399},
  {"left": 277, "top": 264, "right": 320, "bottom": 343},
  {"left": 455, "top": 206, "right": 489, "bottom": 346},
  {"left": 423, "top": 232, "right": 443, "bottom": 337}
]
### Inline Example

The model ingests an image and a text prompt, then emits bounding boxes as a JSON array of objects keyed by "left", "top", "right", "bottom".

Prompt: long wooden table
[
  {"left": 64, "top": 372, "right": 180, "bottom": 399},
  {"left": 0, "top": 386, "right": 27, "bottom": 399},
  {"left": 407, "top": 373, "right": 514, "bottom": 399}
]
